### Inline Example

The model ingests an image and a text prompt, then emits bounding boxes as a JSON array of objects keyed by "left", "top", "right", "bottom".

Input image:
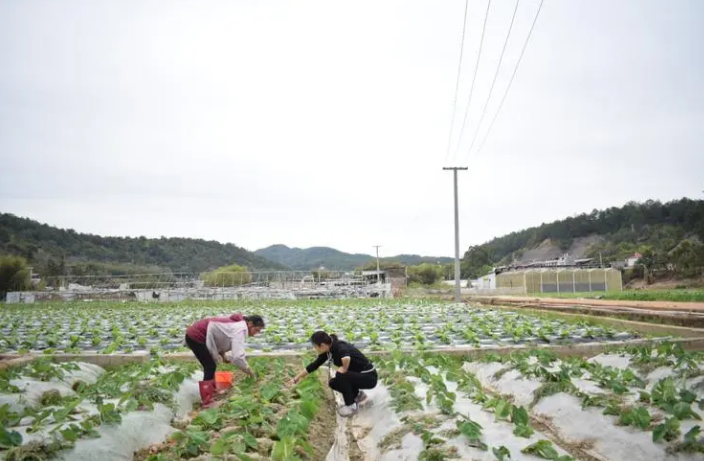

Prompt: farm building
[
  {"left": 361, "top": 268, "right": 408, "bottom": 289},
  {"left": 496, "top": 268, "right": 622, "bottom": 294}
]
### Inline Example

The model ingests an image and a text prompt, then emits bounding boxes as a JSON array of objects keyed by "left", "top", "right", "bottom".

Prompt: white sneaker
[{"left": 338, "top": 403, "right": 359, "bottom": 417}]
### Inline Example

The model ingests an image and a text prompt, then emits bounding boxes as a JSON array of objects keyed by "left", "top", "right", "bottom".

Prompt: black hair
[
  {"left": 310, "top": 331, "right": 338, "bottom": 346},
  {"left": 244, "top": 315, "right": 265, "bottom": 328}
]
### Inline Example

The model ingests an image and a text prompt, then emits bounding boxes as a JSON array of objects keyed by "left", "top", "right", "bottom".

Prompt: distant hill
[
  {"left": 255, "top": 244, "right": 453, "bottom": 271},
  {"left": 461, "top": 198, "right": 704, "bottom": 279},
  {"left": 0, "top": 213, "right": 288, "bottom": 276}
]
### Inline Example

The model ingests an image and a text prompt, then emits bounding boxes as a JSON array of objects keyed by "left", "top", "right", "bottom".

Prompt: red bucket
[{"left": 215, "top": 371, "right": 234, "bottom": 391}]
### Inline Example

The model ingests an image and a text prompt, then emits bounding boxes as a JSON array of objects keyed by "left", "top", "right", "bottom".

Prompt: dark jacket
[{"left": 305, "top": 340, "right": 374, "bottom": 374}]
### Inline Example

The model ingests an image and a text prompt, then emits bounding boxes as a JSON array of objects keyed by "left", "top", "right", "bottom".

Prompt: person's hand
[
  {"left": 286, "top": 376, "right": 299, "bottom": 387},
  {"left": 336, "top": 367, "right": 347, "bottom": 374}
]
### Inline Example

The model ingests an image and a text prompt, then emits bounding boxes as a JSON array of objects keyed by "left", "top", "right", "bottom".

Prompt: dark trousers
[
  {"left": 329, "top": 370, "right": 378, "bottom": 406},
  {"left": 185, "top": 334, "right": 216, "bottom": 381}
]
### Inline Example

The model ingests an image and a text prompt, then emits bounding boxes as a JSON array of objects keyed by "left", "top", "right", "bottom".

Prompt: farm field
[
  {"left": 3, "top": 343, "right": 704, "bottom": 460},
  {"left": 0, "top": 300, "right": 641, "bottom": 356},
  {"left": 0, "top": 356, "right": 334, "bottom": 461}
]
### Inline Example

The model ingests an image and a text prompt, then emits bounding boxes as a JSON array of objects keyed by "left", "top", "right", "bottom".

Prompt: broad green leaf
[
  {"left": 123, "top": 398, "right": 139, "bottom": 413},
  {"left": 684, "top": 425, "right": 701, "bottom": 442},
  {"left": 261, "top": 383, "right": 281, "bottom": 402},
  {"left": 243, "top": 432, "right": 258, "bottom": 449},
  {"left": 511, "top": 406, "right": 529, "bottom": 426},
  {"left": 652, "top": 423, "right": 666, "bottom": 443},
  {"left": 680, "top": 389, "right": 697, "bottom": 404},
  {"left": 0, "top": 427, "right": 23, "bottom": 448},
  {"left": 673, "top": 402, "right": 701, "bottom": 421},
  {"left": 210, "top": 438, "right": 228, "bottom": 456},
  {"left": 494, "top": 399, "right": 510, "bottom": 421},
  {"left": 521, "top": 440, "right": 559, "bottom": 459},
  {"left": 492, "top": 445, "right": 511, "bottom": 461},
  {"left": 61, "top": 427, "right": 79, "bottom": 442},
  {"left": 513, "top": 424, "right": 534, "bottom": 438},
  {"left": 299, "top": 400, "right": 318, "bottom": 420}
]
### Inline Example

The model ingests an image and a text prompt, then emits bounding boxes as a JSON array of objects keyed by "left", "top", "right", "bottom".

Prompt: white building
[
  {"left": 625, "top": 253, "right": 642, "bottom": 267},
  {"left": 472, "top": 271, "right": 496, "bottom": 290}
]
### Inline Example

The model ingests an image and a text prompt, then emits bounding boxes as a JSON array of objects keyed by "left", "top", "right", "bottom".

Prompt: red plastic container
[{"left": 214, "top": 371, "right": 234, "bottom": 391}]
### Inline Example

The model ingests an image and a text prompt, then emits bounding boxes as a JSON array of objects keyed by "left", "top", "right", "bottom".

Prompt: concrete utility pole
[
  {"left": 373, "top": 245, "right": 382, "bottom": 285},
  {"left": 443, "top": 167, "right": 468, "bottom": 303}
]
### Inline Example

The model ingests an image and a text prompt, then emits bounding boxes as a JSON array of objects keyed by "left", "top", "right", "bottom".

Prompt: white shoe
[{"left": 338, "top": 403, "right": 358, "bottom": 417}]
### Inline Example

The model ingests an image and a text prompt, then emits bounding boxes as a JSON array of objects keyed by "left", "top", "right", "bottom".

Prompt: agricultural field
[
  {"left": 0, "top": 356, "right": 334, "bottom": 461},
  {"left": 350, "top": 342, "right": 704, "bottom": 461},
  {"left": 4, "top": 343, "right": 704, "bottom": 460},
  {"left": 0, "top": 300, "right": 641, "bottom": 355}
]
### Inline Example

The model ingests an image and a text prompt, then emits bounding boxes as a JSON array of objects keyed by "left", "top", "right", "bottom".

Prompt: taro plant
[{"left": 521, "top": 440, "right": 573, "bottom": 461}]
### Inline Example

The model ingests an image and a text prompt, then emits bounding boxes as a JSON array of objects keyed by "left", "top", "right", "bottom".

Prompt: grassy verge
[{"left": 524, "top": 290, "right": 704, "bottom": 303}]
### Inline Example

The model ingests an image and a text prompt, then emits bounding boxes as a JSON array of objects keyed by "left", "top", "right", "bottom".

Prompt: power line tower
[
  {"left": 372, "top": 245, "right": 382, "bottom": 285},
  {"left": 443, "top": 167, "right": 468, "bottom": 302}
]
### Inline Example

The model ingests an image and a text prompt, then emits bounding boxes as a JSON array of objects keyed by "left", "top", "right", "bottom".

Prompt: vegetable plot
[
  {"left": 462, "top": 343, "right": 704, "bottom": 460},
  {"left": 340, "top": 343, "right": 704, "bottom": 461},
  {"left": 0, "top": 357, "right": 203, "bottom": 461},
  {"left": 0, "top": 300, "right": 638, "bottom": 355},
  {"left": 138, "top": 358, "right": 336, "bottom": 461},
  {"left": 1, "top": 357, "right": 336, "bottom": 461},
  {"left": 347, "top": 350, "right": 576, "bottom": 461}
]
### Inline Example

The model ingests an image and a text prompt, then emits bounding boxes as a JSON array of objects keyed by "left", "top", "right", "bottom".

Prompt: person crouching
[{"left": 288, "top": 331, "right": 378, "bottom": 417}]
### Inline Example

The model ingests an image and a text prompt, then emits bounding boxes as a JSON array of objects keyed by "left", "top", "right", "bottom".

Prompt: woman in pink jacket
[{"left": 185, "top": 313, "right": 265, "bottom": 406}]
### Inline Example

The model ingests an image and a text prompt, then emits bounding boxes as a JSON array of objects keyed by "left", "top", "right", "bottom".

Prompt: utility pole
[
  {"left": 443, "top": 167, "right": 468, "bottom": 303},
  {"left": 373, "top": 245, "right": 382, "bottom": 285}
]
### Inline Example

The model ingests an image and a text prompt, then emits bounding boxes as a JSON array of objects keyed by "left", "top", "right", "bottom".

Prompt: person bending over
[{"left": 185, "top": 314, "right": 265, "bottom": 407}]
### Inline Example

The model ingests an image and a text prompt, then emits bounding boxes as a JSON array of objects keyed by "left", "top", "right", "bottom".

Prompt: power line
[
  {"left": 463, "top": 0, "right": 521, "bottom": 161},
  {"left": 472, "top": 0, "right": 546, "bottom": 160},
  {"left": 451, "top": 0, "right": 493, "bottom": 163},
  {"left": 443, "top": 0, "right": 471, "bottom": 166}
]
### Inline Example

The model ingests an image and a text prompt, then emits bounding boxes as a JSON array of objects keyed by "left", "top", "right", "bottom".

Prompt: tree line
[
  {"left": 0, "top": 213, "right": 287, "bottom": 279},
  {"left": 461, "top": 198, "right": 704, "bottom": 280}
]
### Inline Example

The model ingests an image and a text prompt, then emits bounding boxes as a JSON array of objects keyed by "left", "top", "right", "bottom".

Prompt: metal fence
[
  {"left": 38, "top": 270, "right": 371, "bottom": 290},
  {"left": 5, "top": 270, "right": 394, "bottom": 303}
]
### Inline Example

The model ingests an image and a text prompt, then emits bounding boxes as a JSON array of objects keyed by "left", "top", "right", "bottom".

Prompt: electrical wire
[
  {"left": 443, "top": 0, "right": 471, "bottom": 167},
  {"left": 471, "top": 0, "right": 546, "bottom": 160},
  {"left": 463, "top": 0, "right": 521, "bottom": 161},
  {"left": 451, "top": 0, "right": 493, "bottom": 164}
]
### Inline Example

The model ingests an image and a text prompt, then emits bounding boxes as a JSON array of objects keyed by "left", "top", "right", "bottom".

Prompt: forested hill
[
  {"left": 255, "top": 244, "right": 453, "bottom": 271},
  {"left": 0, "top": 213, "right": 288, "bottom": 276},
  {"left": 461, "top": 198, "right": 704, "bottom": 279}
]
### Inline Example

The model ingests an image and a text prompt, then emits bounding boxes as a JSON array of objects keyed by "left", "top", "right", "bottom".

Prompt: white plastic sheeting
[
  {"left": 4, "top": 362, "right": 202, "bottom": 461},
  {"left": 350, "top": 382, "right": 423, "bottom": 461},
  {"left": 466, "top": 359, "right": 702, "bottom": 461},
  {"left": 443, "top": 379, "right": 572, "bottom": 461},
  {"left": 56, "top": 404, "right": 177, "bottom": 461},
  {"left": 333, "top": 364, "right": 574, "bottom": 461}
]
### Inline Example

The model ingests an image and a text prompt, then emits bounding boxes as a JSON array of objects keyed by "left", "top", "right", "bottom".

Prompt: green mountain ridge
[
  {"left": 0, "top": 213, "right": 288, "bottom": 276},
  {"left": 461, "top": 197, "right": 704, "bottom": 280},
  {"left": 255, "top": 244, "right": 453, "bottom": 271}
]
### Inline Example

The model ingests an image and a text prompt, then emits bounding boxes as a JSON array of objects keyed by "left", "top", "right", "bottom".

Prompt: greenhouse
[{"left": 496, "top": 268, "right": 623, "bottom": 294}]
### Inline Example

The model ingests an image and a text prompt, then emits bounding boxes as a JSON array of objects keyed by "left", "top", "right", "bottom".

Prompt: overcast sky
[{"left": 1, "top": 0, "right": 702, "bottom": 258}]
